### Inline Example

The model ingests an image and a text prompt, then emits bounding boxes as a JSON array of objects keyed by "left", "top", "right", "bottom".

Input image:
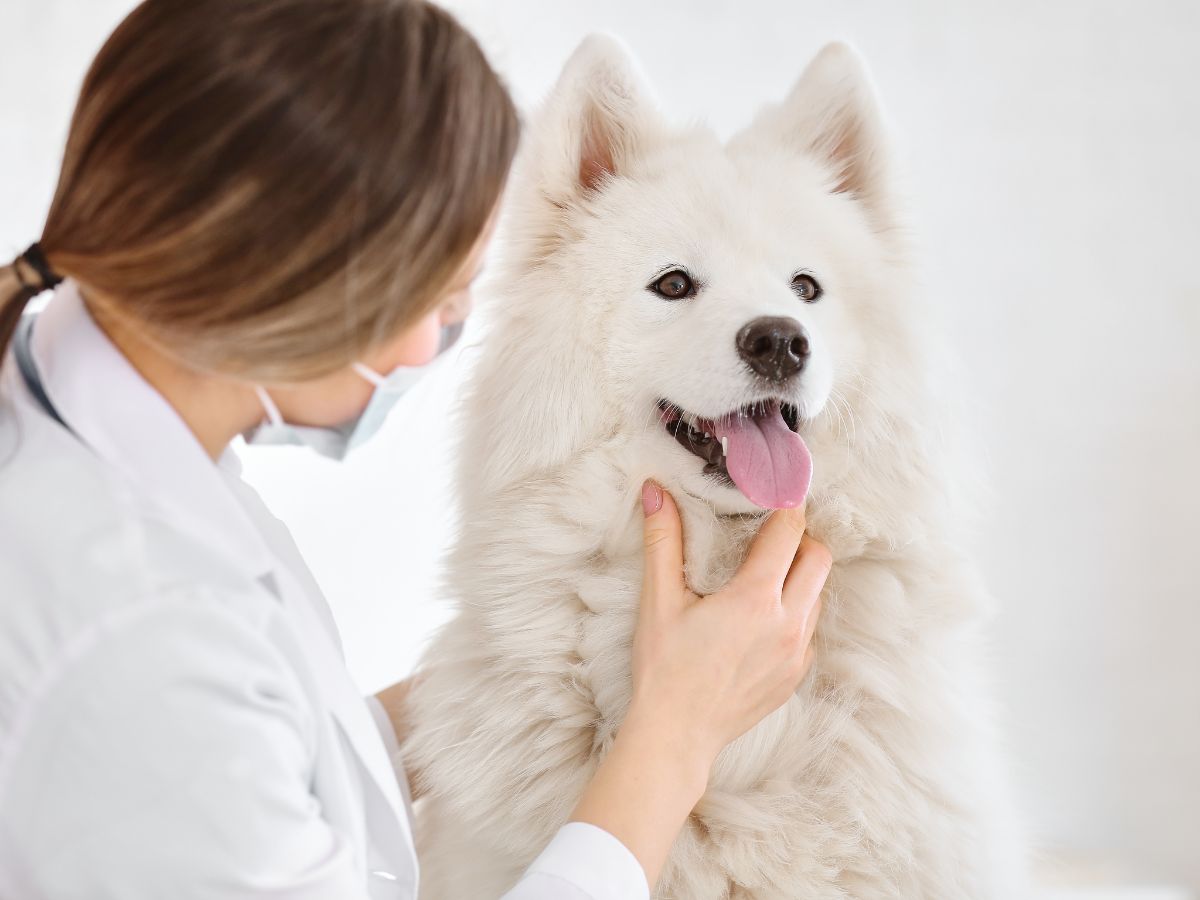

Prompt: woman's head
[{"left": 0, "top": 0, "right": 520, "bottom": 382}]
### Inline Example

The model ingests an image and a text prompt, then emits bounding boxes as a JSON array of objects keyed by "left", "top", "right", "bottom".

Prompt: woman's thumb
[{"left": 640, "top": 480, "right": 686, "bottom": 615}]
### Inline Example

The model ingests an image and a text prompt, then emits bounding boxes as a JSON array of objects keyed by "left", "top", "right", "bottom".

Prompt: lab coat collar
[{"left": 29, "top": 279, "right": 276, "bottom": 579}]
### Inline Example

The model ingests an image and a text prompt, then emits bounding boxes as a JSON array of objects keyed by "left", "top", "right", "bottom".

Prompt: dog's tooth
[{"left": 721, "top": 436, "right": 728, "bottom": 455}]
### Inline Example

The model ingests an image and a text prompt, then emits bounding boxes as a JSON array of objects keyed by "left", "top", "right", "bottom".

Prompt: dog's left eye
[
  {"left": 791, "top": 273, "right": 822, "bottom": 302},
  {"left": 650, "top": 270, "right": 695, "bottom": 300}
]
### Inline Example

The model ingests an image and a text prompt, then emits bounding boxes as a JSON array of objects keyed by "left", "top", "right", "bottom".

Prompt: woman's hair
[{"left": 0, "top": 0, "right": 520, "bottom": 381}]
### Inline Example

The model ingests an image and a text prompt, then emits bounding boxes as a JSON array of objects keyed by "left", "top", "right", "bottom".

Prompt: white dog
[{"left": 403, "top": 34, "right": 1025, "bottom": 899}]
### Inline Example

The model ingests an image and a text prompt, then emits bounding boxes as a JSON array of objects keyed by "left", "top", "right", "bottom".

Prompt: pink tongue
[{"left": 710, "top": 404, "right": 813, "bottom": 509}]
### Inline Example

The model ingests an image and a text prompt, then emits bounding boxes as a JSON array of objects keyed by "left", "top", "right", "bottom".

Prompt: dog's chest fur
[{"left": 404, "top": 439, "right": 1012, "bottom": 899}]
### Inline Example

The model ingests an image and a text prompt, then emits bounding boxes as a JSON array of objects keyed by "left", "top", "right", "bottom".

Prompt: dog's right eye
[{"left": 650, "top": 270, "right": 695, "bottom": 300}]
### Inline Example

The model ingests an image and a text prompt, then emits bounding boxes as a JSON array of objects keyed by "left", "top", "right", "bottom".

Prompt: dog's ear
[
  {"left": 525, "top": 33, "right": 658, "bottom": 206},
  {"left": 738, "top": 42, "right": 898, "bottom": 234}
]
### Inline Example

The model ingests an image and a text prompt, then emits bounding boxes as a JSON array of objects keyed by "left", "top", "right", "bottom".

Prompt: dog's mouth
[{"left": 657, "top": 398, "right": 813, "bottom": 509}]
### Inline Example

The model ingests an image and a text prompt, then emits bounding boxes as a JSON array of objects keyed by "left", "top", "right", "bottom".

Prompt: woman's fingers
[
  {"left": 778, "top": 595, "right": 822, "bottom": 702},
  {"left": 798, "top": 594, "right": 822, "bottom": 649},
  {"left": 737, "top": 506, "right": 808, "bottom": 594},
  {"left": 640, "top": 480, "right": 686, "bottom": 617},
  {"left": 782, "top": 533, "right": 833, "bottom": 619}
]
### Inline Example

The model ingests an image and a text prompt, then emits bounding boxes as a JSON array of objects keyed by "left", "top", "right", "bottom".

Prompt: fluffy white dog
[{"left": 404, "top": 34, "right": 1025, "bottom": 899}]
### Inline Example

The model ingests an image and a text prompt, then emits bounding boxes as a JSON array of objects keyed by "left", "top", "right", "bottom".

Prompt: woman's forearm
[
  {"left": 568, "top": 699, "right": 712, "bottom": 890},
  {"left": 378, "top": 671, "right": 710, "bottom": 880}
]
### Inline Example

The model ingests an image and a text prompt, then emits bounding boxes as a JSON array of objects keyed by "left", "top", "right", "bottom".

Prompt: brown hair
[{"left": 0, "top": 0, "right": 519, "bottom": 381}]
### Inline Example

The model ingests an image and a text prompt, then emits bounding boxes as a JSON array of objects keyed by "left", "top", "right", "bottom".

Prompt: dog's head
[{"left": 472, "top": 36, "right": 920, "bottom": 515}]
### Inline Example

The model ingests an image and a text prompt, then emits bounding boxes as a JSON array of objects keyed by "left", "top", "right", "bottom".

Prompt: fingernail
[{"left": 641, "top": 479, "right": 663, "bottom": 516}]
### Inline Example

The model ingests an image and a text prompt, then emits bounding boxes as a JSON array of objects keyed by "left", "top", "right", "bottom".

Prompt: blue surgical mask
[{"left": 245, "top": 322, "right": 463, "bottom": 460}]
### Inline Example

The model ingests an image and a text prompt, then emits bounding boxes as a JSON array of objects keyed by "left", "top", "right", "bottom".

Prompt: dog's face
[
  {"left": 566, "top": 134, "right": 876, "bottom": 515},
  {"left": 486, "top": 38, "right": 909, "bottom": 514}
]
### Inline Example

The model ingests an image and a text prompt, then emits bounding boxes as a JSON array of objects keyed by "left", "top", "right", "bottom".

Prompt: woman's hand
[
  {"left": 570, "top": 480, "right": 830, "bottom": 890},
  {"left": 629, "top": 479, "right": 828, "bottom": 767}
]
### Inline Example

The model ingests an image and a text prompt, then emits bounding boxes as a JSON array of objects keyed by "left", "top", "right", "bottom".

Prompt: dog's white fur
[{"left": 404, "top": 35, "right": 1025, "bottom": 899}]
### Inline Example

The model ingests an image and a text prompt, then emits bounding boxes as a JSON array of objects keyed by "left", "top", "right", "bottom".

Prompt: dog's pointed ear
[
  {"left": 737, "top": 42, "right": 898, "bottom": 234},
  {"left": 525, "top": 33, "right": 658, "bottom": 207}
]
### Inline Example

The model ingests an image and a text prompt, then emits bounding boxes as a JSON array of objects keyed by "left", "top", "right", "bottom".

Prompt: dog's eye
[
  {"left": 791, "top": 273, "right": 822, "bottom": 303},
  {"left": 650, "top": 270, "right": 695, "bottom": 300}
]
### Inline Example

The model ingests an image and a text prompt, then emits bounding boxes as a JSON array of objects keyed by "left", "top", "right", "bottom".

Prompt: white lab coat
[{"left": 0, "top": 281, "right": 650, "bottom": 900}]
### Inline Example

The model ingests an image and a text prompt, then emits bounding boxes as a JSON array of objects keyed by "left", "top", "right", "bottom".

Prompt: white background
[{"left": 3, "top": 1, "right": 1197, "bottom": 894}]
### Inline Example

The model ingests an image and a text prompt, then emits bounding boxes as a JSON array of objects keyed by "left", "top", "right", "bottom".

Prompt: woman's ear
[{"left": 509, "top": 33, "right": 660, "bottom": 259}]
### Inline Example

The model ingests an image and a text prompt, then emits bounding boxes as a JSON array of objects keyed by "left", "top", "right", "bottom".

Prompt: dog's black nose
[{"left": 736, "top": 316, "right": 809, "bottom": 381}]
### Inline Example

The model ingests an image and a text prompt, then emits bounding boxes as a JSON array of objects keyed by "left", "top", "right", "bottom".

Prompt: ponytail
[{"left": 0, "top": 244, "right": 63, "bottom": 363}]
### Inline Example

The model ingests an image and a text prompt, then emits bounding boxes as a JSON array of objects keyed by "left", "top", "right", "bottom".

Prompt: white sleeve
[
  {"left": 0, "top": 601, "right": 369, "bottom": 900},
  {"left": 500, "top": 821, "right": 651, "bottom": 900}
]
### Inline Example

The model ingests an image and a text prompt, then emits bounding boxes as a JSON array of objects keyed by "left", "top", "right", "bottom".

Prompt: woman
[{"left": 0, "top": 1, "right": 830, "bottom": 897}]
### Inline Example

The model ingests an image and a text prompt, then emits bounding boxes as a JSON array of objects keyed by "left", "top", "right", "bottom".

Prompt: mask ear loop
[
  {"left": 352, "top": 362, "right": 387, "bottom": 387},
  {"left": 438, "top": 321, "right": 465, "bottom": 353},
  {"left": 254, "top": 385, "right": 285, "bottom": 426}
]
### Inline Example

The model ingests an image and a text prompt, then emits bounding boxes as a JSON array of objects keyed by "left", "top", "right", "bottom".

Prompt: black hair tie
[{"left": 14, "top": 242, "right": 64, "bottom": 293}]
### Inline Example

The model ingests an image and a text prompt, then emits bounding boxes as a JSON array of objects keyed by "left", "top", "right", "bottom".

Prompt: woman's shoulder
[
  {"left": 1, "top": 379, "right": 274, "bottom": 616},
  {"left": 1, "top": 373, "right": 171, "bottom": 593},
  {"left": 0, "top": 389, "right": 296, "bottom": 758}
]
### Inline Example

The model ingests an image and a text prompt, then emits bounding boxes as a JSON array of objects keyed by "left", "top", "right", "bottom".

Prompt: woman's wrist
[
  {"left": 374, "top": 678, "right": 416, "bottom": 746},
  {"left": 568, "top": 697, "right": 713, "bottom": 889},
  {"left": 374, "top": 675, "right": 425, "bottom": 800},
  {"left": 620, "top": 694, "right": 716, "bottom": 789}
]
